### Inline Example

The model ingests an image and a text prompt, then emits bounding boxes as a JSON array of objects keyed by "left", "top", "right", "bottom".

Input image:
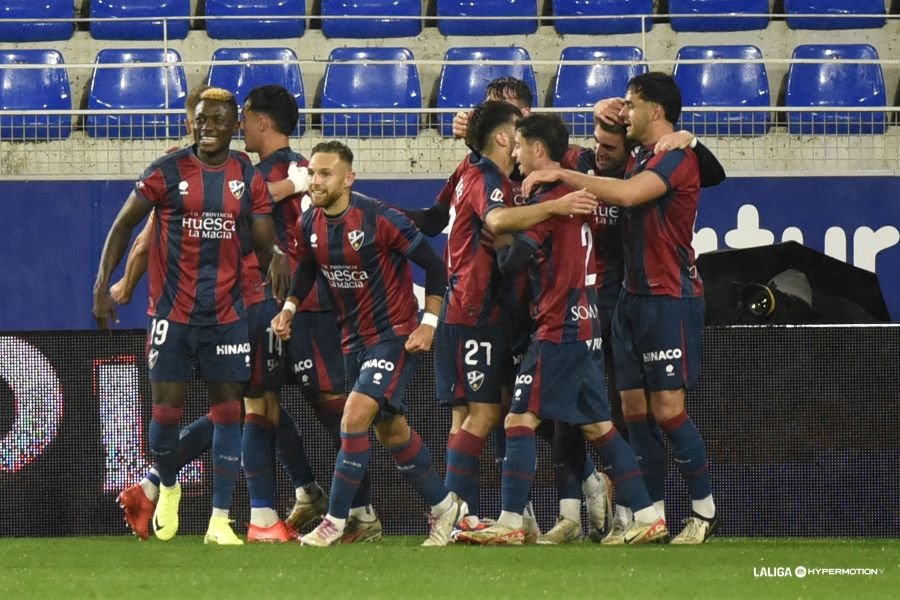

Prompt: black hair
[
  {"left": 311, "top": 140, "right": 354, "bottom": 166},
  {"left": 626, "top": 71, "right": 682, "bottom": 125},
  {"left": 515, "top": 113, "right": 569, "bottom": 163},
  {"left": 245, "top": 84, "right": 299, "bottom": 136},
  {"left": 465, "top": 100, "right": 523, "bottom": 153},
  {"left": 484, "top": 76, "right": 534, "bottom": 108}
]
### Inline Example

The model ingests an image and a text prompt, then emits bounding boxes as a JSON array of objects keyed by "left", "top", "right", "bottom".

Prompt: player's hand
[
  {"left": 287, "top": 161, "right": 309, "bottom": 194},
  {"left": 93, "top": 286, "right": 119, "bottom": 331},
  {"left": 548, "top": 189, "right": 598, "bottom": 216},
  {"left": 271, "top": 309, "right": 294, "bottom": 341},
  {"left": 451, "top": 110, "right": 472, "bottom": 139},
  {"left": 164, "top": 144, "right": 181, "bottom": 154},
  {"left": 109, "top": 278, "right": 133, "bottom": 305},
  {"left": 593, "top": 97, "right": 625, "bottom": 126},
  {"left": 655, "top": 130, "right": 694, "bottom": 153},
  {"left": 521, "top": 168, "right": 563, "bottom": 197},
  {"left": 405, "top": 324, "right": 435, "bottom": 354},
  {"left": 266, "top": 252, "right": 291, "bottom": 302},
  {"left": 493, "top": 233, "right": 514, "bottom": 250}
]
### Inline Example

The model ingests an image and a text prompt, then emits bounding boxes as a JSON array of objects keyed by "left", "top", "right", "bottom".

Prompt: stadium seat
[
  {"left": 0, "top": 0, "right": 74, "bottom": 42},
  {"left": 552, "top": 47, "right": 645, "bottom": 136},
  {"left": 322, "top": 0, "right": 421, "bottom": 38},
  {"left": 90, "top": 0, "right": 190, "bottom": 40},
  {"left": 85, "top": 49, "right": 188, "bottom": 139},
  {"left": 785, "top": 44, "right": 886, "bottom": 135},
  {"left": 784, "top": 0, "right": 886, "bottom": 30},
  {"left": 669, "top": 0, "right": 768, "bottom": 32},
  {"left": 206, "top": 47, "right": 305, "bottom": 134},
  {"left": 553, "top": 0, "right": 653, "bottom": 35},
  {"left": 320, "top": 47, "right": 421, "bottom": 137},
  {"left": 205, "top": 0, "right": 306, "bottom": 39},
  {"left": 0, "top": 50, "right": 72, "bottom": 141},
  {"left": 435, "top": 46, "right": 537, "bottom": 137},
  {"left": 437, "top": 0, "right": 538, "bottom": 36},
  {"left": 672, "top": 45, "right": 770, "bottom": 136}
]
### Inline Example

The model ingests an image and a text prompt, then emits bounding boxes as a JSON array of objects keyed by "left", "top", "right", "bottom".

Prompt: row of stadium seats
[
  {"left": 0, "top": 44, "right": 888, "bottom": 141},
  {"left": 0, "top": 0, "right": 891, "bottom": 42}
]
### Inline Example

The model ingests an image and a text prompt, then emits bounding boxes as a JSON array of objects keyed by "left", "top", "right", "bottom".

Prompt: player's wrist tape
[
  {"left": 421, "top": 312, "right": 439, "bottom": 328},
  {"left": 689, "top": 136, "right": 698, "bottom": 149},
  {"left": 272, "top": 244, "right": 285, "bottom": 256},
  {"left": 283, "top": 300, "right": 298, "bottom": 315},
  {"left": 287, "top": 162, "right": 309, "bottom": 194}
]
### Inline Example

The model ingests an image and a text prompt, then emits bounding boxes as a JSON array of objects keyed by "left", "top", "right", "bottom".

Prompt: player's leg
[{"left": 539, "top": 421, "right": 586, "bottom": 545}]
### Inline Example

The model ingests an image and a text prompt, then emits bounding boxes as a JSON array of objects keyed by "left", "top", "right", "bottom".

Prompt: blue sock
[
  {"left": 445, "top": 429, "right": 486, "bottom": 514},
  {"left": 243, "top": 413, "right": 276, "bottom": 509},
  {"left": 491, "top": 426, "right": 506, "bottom": 469},
  {"left": 209, "top": 401, "right": 242, "bottom": 511},
  {"left": 660, "top": 411, "right": 711, "bottom": 501},
  {"left": 175, "top": 415, "right": 213, "bottom": 470},
  {"left": 501, "top": 426, "right": 536, "bottom": 515},
  {"left": 388, "top": 429, "right": 447, "bottom": 507},
  {"left": 626, "top": 414, "right": 668, "bottom": 503},
  {"left": 329, "top": 431, "right": 370, "bottom": 519},
  {"left": 275, "top": 406, "right": 315, "bottom": 488},
  {"left": 590, "top": 427, "right": 653, "bottom": 513},
  {"left": 315, "top": 396, "right": 372, "bottom": 509},
  {"left": 149, "top": 405, "right": 183, "bottom": 487},
  {"left": 551, "top": 422, "right": 588, "bottom": 500}
]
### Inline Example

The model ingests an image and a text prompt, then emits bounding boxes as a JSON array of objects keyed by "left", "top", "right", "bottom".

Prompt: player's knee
[
  {"left": 243, "top": 396, "right": 266, "bottom": 416},
  {"left": 504, "top": 411, "right": 538, "bottom": 430},
  {"left": 374, "top": 416, "right": 410, "bottom": 447},
  {"left": 580, "top": 420, "right": 613, "bottom": 442},
  {"left": 620, "top": 388, "right": 648, "bottom": 417},
  {"left": 463, "top": 403, "right": 502, "bottom": 437},
  {"left": 650, "top": 389, "right": 685, "bottom": 422},
  {"left": 340, "top": 393, "right": 378, "bottom": 433}
]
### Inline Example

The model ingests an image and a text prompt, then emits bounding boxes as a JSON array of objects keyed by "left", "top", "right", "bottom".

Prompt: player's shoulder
[{"left": 147, "top": 146, "right": 192, "bottom": 171}]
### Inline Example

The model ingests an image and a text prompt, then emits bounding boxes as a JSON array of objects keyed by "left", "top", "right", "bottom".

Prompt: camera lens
[{"left": 739, "top": 284, "right": 776, "bottom": 318}]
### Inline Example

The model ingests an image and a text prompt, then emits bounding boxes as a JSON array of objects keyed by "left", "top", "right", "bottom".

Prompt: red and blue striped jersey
[
  {"left": 137, "top": 148, "right": 273, "bottom": 325},
  {"left": 443, "top": 154, "right": 513, "bottom": 326},
  {"left": 296, "top": 192, "right": 425, "bottom": 352},
  {"left": 518, "top": 182, "right": 603, "bottom": 343},
  {"left": 622, "top": 146, "right": 703, "bottom": 298}
]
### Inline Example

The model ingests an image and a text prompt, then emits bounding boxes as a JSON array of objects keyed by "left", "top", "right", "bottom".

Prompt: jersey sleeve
[
  {"left": 134, "top": 163, "right": 167, "bottom": 206},
  {"left": 295, "top": 211, "right": 318, "bottom": 268},
  {"left": 248, "top": 168, "right": 273, "bottom": 217},
  {"left": 646, "top": 149, "right": 697, "bottom": 192},
  {"left": 378, "top": 204, "right": 426, "bottom": 256}
]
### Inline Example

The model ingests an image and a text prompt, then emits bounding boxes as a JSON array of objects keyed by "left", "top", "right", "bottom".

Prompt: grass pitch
[{"left": 1, "top": 537, "right": 897, "bottom": 599}]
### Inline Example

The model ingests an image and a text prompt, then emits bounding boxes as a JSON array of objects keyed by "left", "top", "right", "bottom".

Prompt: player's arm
[
  {"left": 497, "top": 235, "right": 536, "bottom": 276},
  {"left": 523, "top": 169, "right": 666, "bottom": 208},
  {"left": 109, "top": 213, "right": 153, "bottom": 305},
  {"left": 271, "top": 257, "right": 317, "bottom": 341},
  {"left": 484, "top": 188, "right": 598, "bottom": 234},
  {"left": 93, "top": 192, "right": 153, "bottom": 329},
  {"left": 404, "top": 240, "right": 447, "bottom": 354},
  {"left": 653, "top": 132, "right": 726, "bottom": 189},
  {"left": 250, "top": 215, "right": 290, "bottom": 300},
  {"left": 267, "top": 161, "right": 310, "bottom": 202},
  {"left": 404, "top": 201, "right": 451, "bottom": 237}
]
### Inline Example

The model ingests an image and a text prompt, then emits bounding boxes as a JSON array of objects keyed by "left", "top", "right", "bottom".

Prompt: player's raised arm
[{"left": 484, "top": 188, "right": 597, "bottom": 235}]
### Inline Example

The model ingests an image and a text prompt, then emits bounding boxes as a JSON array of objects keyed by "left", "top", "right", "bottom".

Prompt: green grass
[{"left": 1, "top": 537, "right": 897, "bottom": 599}]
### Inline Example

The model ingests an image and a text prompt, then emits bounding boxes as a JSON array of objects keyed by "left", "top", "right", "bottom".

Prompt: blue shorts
[
  {"left": 246, "top": 299, "right": 285, "bottom": 396},
  {"left": 345, "top": 337, "right": 420, "bottom": 420},
  {"left": 501, "top": 311, "right": 533, "bottom": 387},
  {"left": 510, "top": 338, "right": 609, "bottom": 425},
  {"left": 146, "top": 318, "right": 250, "bottom": 383},
  {"left": 611, "top": 292, "right": 705, "bottom": 392},
  {"left": 286, "top": 310, "right": 345, "bottom": 396},
  {"left": 435, "top": 322, "right": 509, "bottom": 406}
]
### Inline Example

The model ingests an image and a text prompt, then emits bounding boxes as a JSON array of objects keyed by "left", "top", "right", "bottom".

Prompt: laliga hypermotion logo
[
  {"left": 348, "top": 230, "right": 365, "bottom": 251},
  {"left": 228, "top": 180, "right": 245, "bottom": 200}
]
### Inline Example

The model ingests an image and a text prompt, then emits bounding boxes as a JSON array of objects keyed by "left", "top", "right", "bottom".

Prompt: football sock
[
  {"left": 560, "top": 498, "right": 581, "bottom": 523},
  {"left": 445, "top": 429, "right": 486, "bottom": 515},
  {"left": 243, "top": 412, "right": 276, "bottom": 516},
  {"left": 490, "top": 426, "right": 506, "bottom": 467},
  {"left": 501, "top": 426, "right": 536, "bottom": 516},
  {"left": 590, "top": 426, "right": 653, "bottom": 513},
  {"left": 660, "top": 411, "right": 713, "bottom": 505},
  {"left": 149, "top": 405, "right": 183, "bottom": 487},
  {"left": 275, "top": 405, "right": 315, "bottom": 488},
  {"left": 328, "top": 431, "right": 370, "bottom": 520},
  {"left": 388, "top": 430, "right": 447, "bottom": 507},
  {"left": 314, "top": 396, "right": 372, "bottom": 509},
  {"left": 140, "top": 467, "right": 160, "bottom": 502},
  {"left": 250, "top": 508, "right": 278, "bottom": 528},
  {"left": 175, "top": 414, "right": 213, "bottom": 469},
  {"left": 692, "top": 495, "right": 717, "bottom": 520},
  {"left": 209, "top": 401, "right": 241, "bottom": 511},
  {"left": 626, "top": 414, "right": 668, "bottom": 503}
]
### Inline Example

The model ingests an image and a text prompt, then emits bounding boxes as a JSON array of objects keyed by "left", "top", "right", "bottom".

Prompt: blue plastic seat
[
  {"left": 86, "top": 49, "right": 188, "bottom": 139},
  {"left": 673, "top": 45, "right": 770, "bottom": 137},
  {"left": 437, "top": 0, "right": 537, "bottom": 36},
  {"left": 322, "top": 0, "right": 420, "bottom": 38},
  {"left": 785, "top": 0, "right": 886, "bottom": 30},
  {"left": 0, "top": 50, "right": 72, "bottom": 140},
  {"left": 669, "top": 0, "right": 768, "bottom": 32},
  {"left": 206, "top": 47, "right": 305, "bottom": 135},
  {"left": 785, "top": 44, "right": 886, "bottom": 135},
  {"left": 552, "top": 47, "right": 645, "bottom": 136},
  {"left": 205, "top": 0, "right": 306, "bottom": 39},
  {"left": 90, "top": 0, "right": 190, "bottom": 40},
  {"left": 435, "top": 47, "right": 537, "bottom": 137},
  {"left": 320, "top": 48, "right": 420, "bottom": 137},
  {"left": 553, "top": 0, "right": 653, "bottom": 35},
  {"left": 0, "top": 0, "right": 74, "bottom": 42}
]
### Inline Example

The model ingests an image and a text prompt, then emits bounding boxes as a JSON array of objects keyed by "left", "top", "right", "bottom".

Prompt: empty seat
[
  {"left": 435, "top": 46, "right": 537, "bottom": 137},
  {"left": 673, "top": 45, "right": 770, "bottom": 136},
  {"left": 437, "top": 0, "right": 537, "bottom": 36},
  {"left": 553, "top": 0, "right": 653, "bottom": 35},
  {"left": 320, "top": 47, "right": 420, "bottom": 137},
  {"left": 669, "top": 0, "right": 768, "bottom": 32},
  {"left": 0, "top": 50, "right": 72, "bottom": 141},
  {"left": 0, "top": 0, "right": 74, "bottom": 42},
  {"left": 206, "top": 47, "right": 305, "bottom": 135},
  {"left": 90, "top": 0, "right": 190, "bottom": 40},
  {"left": 205, "top": 0, "right": 306, "bottom": 39},
  {"left": 785, "top": 44, "right": 886, "bottom": 135},
  {"left": 86, "top": 49, "right": 188, "bottom": 139},
  {"left": 785, "top": 0, "right": 886, "bottom": 30},
  {"left": 322, "top": 0, "right": 420, "bottom": 38},
  {"left": 552, "top": 47, "right": 645, "bottom": 136}
]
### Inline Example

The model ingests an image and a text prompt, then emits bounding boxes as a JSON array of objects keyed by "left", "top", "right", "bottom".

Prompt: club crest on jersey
[
  {"left": 348, "top": 229, "right": 365, "bottom": 251},
  {"left": 228, "top": 180, "right": 245, "bottom": 200},
  {"left": 148, "top": 349, "right": 158, "bottom": 370},
  {"left": 467, "top": 370, "right": 485, "bottom": 391}
]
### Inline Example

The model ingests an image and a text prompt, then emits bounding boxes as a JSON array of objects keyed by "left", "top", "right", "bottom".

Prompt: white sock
[
  {"left": 497, "top": 510, "right": 523, "bottom": 530},
  {"left": 634, "top": 506, "right": 660, "bottom": 524},
  {"left": 324, "top": 514, "right": 346, "bottom": 531},
  {"left": 349, "top": 505, "right": 376, "bottom": 521},
  {"left": 692, "top": 495, "right": 716, "bottom": 520},
  {"left": 431, "top": 493, "right": 453, "bottom": 515},
  {"left": 250, "top": 507, "right": 278, "bottom": 528},
  {"left": 211, "top": 508, "right": 229, "bottom": 520},
  {"left": 140, "top": 479, "right": 160, "bottom": 503},
  {"left": 523, "top": 501, "right": 537, "bottom": 523},
  {"left": 559, "top": 498, "right": 581, "bottom": 523},
  {"left": 653, "top": 500, "right": 666, "bottom": 523},
  {"left": 296, "top": 482, "right": 321, "bottom": 503},
  {"left": 582, "top": 471, "right": 604, "bottom": 497},
  {"left": 615, "top": 505, "right": 632, "bottom": 524}
]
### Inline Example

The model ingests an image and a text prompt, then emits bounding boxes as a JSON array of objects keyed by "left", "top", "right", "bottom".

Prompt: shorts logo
[
  {"left": 267, "top": 358, "right": 279, "bottom": 372},
  {"left": 348, "top": 230, "right": 365, "bottom": 251},
  {"left": 228, "top": 180, "right": 245, "bottom": 200},
  {"left": 217, "top": 343, "right": 251, "bottom": 355},
  {"left": 466, "top": 370, "right": 485, "bottom": 391},
  {"left": 293, "top": 359, "right": 314, "bottom": 373},
  {"left": 148, "top": 349, "right": 158, "bottom": 370},
  {"left": 361, "top": 358, "right": 394, "bottom": 371},
  {"left": 642, "top": 348, "right": 683, "bottom": 363},
  {"left": 373, "top": 372, "right": 384, "bottom": 385},
  {"left": 515, "top": 373, "right": 533, "bottom": 386}
]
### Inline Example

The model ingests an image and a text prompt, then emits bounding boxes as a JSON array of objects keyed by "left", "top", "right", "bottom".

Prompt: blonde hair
[{"left": 199, "top": 87, "right": 235, "bottom": 103}]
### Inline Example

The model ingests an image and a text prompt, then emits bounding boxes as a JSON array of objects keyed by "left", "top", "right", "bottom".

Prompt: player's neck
[
  {"left": 323, "top": 192, "right": 351, "bottom": 217},
  {"left": 483, "top": 148, "right": 515, "bottom": 176},
  {"left": 642, "top": 122, "right": 675, "bottom": 148},
  {"left": 257, "top": 134, "right": 290, "bottom": 161}
]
